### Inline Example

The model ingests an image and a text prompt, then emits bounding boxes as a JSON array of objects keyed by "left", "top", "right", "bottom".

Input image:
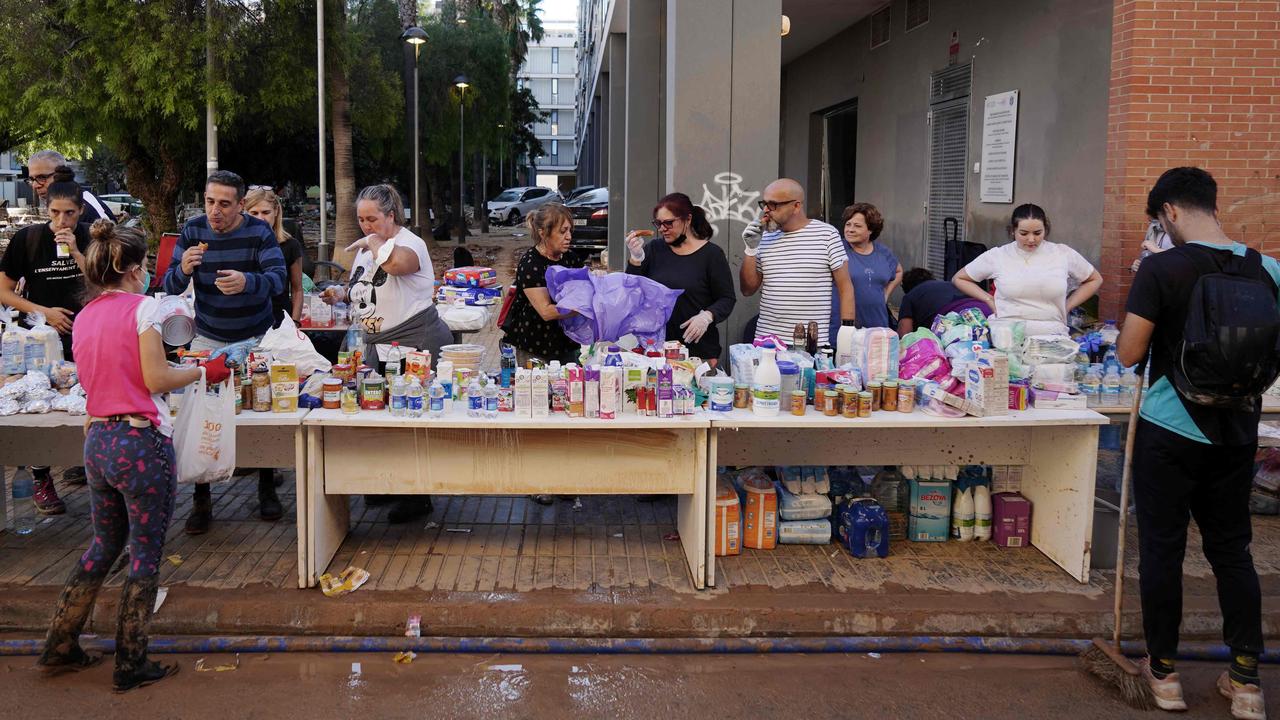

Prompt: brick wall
[{"left": 1101, "top": 0, "right": 1280, "bottom": 320}]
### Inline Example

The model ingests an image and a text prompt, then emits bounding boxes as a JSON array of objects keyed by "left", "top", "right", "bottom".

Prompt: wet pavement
[{"left": 2, "top": 650, "right": 1276, "bottom": 718}]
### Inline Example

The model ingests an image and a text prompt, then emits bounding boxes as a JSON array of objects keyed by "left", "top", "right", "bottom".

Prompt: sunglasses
[
  {"left": 651, "top": 218, "right": 678, "bottom": 230},
  {"left": 757, "top": 199, "right": 797, "bottom": 211}
]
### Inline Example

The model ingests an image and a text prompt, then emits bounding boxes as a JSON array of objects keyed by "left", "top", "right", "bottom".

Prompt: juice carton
[
  {"left": 268, "top": 362, "right": 299, "bottom": 413},
  {"left": 656, "top": 366, "right": 674, "bottom": 418},
  {"left": 584, "top": 366, "right": 600, "bottom": 418},
  {"left": 530, "top": 368, "right": 549, "bottom": 418},
  {"left": 908, "top": 477, "right": 953, "bottom": 542},
  {"left": 405, "top": 351, "right": 431, "bottom": 383},
  {"left": 566, "top": 365, "right": 584, "bottom": 418},
  {"left": 993, "top": 492, "right": 1032, "bottom": 547},
  {"left": 622, "top": 367, "right": 646, "bottom": 413},
  {"left": 514, "top": 368, "right": 532, "bottom": 417},
  {"left": 599, "top": 366, "right": 620, "bottom": 419}
]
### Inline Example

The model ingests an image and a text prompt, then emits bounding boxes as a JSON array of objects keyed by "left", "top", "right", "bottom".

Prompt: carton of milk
[
  {"left": 965, "top": 350, "right": 1009, "bottom": 416},
  {"left": 514, "top": 368, "right": 532, "bottom": 417},
  {"left": 530, "top": 368, "right": 549, "bottom": 418},
  {"left": 908, "top": 478, "right": 953, "bottom": 542}
]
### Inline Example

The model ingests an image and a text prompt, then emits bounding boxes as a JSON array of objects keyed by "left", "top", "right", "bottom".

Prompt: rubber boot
[
  {"left": 112, "top": 575, "right": 178, "bottom": 693},
  {"left": 184, "top": 483, "right": 212, "bottom": 535},
  {"left": 258, "top": 470, "right": 282, "bottom": 521},
  {"left": 36, "top": 565, "right": 105, "bottom": 675}
]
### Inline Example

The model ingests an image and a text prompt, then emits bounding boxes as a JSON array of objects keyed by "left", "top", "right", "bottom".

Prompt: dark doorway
[{"left": 820, "top": 99, "right": 858, "bottom": 227}]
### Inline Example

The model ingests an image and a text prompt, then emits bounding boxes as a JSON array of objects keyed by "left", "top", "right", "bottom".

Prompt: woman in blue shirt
[{"left": 830, "top": 202, "right": 902, "bottom": 336}]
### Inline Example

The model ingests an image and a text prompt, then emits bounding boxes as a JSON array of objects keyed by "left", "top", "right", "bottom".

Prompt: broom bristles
[{"left": 1080, "top": 641, "right": 1157, "bottom": 711}]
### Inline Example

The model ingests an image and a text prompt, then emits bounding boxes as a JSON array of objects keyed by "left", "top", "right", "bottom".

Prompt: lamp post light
[
  {"left": 454, "top": 74, "right": 470, "bottom": 244},
  {"left": 400, "top": 25, "right": 427, "bottom": 233}
]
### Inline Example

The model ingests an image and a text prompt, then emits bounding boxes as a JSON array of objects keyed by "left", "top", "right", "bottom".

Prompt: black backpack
[{"left": 1171, "top": 245, "right": 1280, "bottom": 410}]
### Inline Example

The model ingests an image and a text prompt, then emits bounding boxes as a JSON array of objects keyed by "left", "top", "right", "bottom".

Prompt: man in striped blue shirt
[
  {"left": 163, "top": 170, "right": 286, "bottom": 345},
  {"left": 163, "top": 170, "right": 287, "bottom": 535}
]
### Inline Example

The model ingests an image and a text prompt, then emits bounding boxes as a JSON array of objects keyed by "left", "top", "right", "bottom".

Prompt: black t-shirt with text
[{"left": 0, "top": 222, "right": 93, "bottom": 322}]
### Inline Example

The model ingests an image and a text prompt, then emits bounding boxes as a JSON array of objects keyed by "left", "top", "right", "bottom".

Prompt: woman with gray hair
[{"left": 321, "top": 184, "right": 451, "bottom": 522}]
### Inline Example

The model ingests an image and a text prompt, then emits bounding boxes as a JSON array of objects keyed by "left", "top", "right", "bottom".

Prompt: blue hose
[{"left": 1, "top": 635, "right": 1276, "bottom": 661}]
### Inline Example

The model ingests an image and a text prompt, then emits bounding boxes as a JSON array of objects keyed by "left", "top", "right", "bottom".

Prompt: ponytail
[
  {"left": 83, "top": 220, "right": 147, "bottom": 293},
  {"left": 653, "top": 192, "right": 714, "bottom": 239},
  {"left": 689, "top": 205, "right": 714, "bottom": 239}
]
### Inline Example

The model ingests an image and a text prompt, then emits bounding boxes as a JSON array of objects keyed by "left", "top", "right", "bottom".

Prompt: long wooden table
[
  {"left": 302, "top": 408, "right": 713, "bottom": 589},
  {"left": 1093, "top": 396, "right": 1280, "bottom": 423},
  {"left": 708, "top": 408, "right": 1109, "bottom": 584},
  {"left": 0, "top": 409, "right": 311, "bottom": 588}
]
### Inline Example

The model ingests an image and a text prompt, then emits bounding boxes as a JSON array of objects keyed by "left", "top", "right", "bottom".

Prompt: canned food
[
  {"left": 857, "top": 391, "right": 873, "bottom": 418},
  {"left": 322, "top": 378, "right": 343, "bottom": 409}
]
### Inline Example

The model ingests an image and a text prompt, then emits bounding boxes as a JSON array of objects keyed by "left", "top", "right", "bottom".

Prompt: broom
[{"left": 1080, "top": 372, "right": 1155, "bottom": 710}]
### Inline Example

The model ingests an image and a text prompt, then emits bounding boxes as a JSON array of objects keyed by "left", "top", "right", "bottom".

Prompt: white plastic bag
[
  {"left": 259, "top": 314, "right": 332, "bottom": 376},
  {"left": 173, "top": 369, "right": 236, "bottom": 485}
]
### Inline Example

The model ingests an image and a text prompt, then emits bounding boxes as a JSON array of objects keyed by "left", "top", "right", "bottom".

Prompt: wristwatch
[{"left": 841, "top": 319, "right": 857, "bottom": 327}]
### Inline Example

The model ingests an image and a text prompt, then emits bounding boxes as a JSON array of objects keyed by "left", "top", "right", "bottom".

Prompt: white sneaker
[
  {"left": 1139, "top": 658, "right": 1188, "bottom": 711},
  {"left": 1218, "top": 671, "right": 1266, "bottom": 720}
]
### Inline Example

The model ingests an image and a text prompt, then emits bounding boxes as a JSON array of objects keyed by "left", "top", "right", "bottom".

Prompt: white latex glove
[
  {"left": 626, "top": 232, "right": 647, "bottom": 264},
  {"left": 741, "top": 220, "right": 763, "bottom": 257},
  {"left": 680, "top": 310, "right": 714, "bottom": 344}
]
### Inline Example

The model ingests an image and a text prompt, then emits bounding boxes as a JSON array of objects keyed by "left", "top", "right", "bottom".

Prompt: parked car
[
  {"left": 566, "top": 187, "right": 608, "bottom": 253},
  {"left": 100, "top": 193, "right": 144, "bottom": 216},
  {"left": 564, "top": 185, "right": 598, "bottom": 203},
  {"left": 486, "top": 186, "right": 563, "bottom": 225}
]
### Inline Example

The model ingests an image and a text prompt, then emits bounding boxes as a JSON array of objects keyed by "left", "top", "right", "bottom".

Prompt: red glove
[{"left": 202, "top": 356, "right": 231, "bottom": 385}]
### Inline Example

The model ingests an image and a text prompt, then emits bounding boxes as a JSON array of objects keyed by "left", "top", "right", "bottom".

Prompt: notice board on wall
[{"left": 980, "top": 90, "right": 1019, "bottom": 203}]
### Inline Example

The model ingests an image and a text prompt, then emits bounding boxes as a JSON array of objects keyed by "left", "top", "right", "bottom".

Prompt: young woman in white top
[{"left": 952, "top": 204, "right": 1103, "bottom": 336}]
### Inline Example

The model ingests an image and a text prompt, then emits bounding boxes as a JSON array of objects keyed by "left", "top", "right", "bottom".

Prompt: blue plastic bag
[{"left": 545, "top": 266, "right": 683, "bottom": 345}]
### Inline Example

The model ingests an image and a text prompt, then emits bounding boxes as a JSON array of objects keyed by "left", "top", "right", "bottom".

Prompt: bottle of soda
[{"left": 500, "top": 344, "right": 517, "bottom": 387}]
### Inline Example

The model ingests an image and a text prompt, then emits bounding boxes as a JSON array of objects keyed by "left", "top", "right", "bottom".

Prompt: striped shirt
[
  {"left": 754, "top": 219, "right": 845, "bottom": 345},
  {"left": 163, "top": 214, "right": 287, "bottom": 342}
]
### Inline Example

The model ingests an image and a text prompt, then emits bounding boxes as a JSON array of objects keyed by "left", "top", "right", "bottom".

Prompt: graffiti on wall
[{"left": 699, "top": 172, "right": 761, "bottom": 237}]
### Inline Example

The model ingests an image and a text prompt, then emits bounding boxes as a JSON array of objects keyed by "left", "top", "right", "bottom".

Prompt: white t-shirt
[
  {"left": 755, "top": 219, "right": 846, "bottom": 345},
  {"left": 134, "top": 296, "right": 174, "bottom": 436},
  {"left": 349, "top": 226, "right": 436, "bottom": 359},
  {"left": 962, "top": 240, "right": 1096, "bottom": 336}
]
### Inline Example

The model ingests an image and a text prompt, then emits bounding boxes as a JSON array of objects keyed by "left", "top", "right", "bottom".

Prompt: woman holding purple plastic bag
[{"left": 501, "top": 204, "right": 584, "bottom": 366}]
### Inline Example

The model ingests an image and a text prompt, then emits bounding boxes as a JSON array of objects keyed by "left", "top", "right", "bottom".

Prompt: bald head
[
  {"left": 761, "top": 178, "right": 808, "bottom": 232},
  {"left": 764, "top": 178, "right": 805, "bottom": 205}
]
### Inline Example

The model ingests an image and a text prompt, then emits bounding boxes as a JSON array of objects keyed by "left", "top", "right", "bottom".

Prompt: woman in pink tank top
[{"left": 35, "top": 221, "right": 226, "bottom": 693}]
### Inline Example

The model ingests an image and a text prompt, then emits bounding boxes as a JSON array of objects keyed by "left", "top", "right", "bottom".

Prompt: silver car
[{"left": 486, "top": 186, "right": 563, "bottom": 225}]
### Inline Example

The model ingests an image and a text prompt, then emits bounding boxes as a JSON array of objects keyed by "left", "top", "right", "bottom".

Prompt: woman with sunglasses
[{"left": 625, "top": 193, "right": 735, "bottom": 363}]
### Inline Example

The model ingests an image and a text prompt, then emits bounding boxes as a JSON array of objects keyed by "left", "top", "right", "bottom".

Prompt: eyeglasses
[
  {"left": 757, "top": 199, "right": 797, "bottom": 211},
  {"left": 25, "top": 173, "right": 54, "bottom": 185},
  {"left": 651, "top": 219, "right": 678, "bottom": 230}
]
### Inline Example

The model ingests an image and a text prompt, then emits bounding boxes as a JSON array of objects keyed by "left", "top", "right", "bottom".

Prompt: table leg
[
  {"left": 307, "top": 426, "right": 349, "bottom": 587},
  {"left": 1022, "top": 425, "right": 1099, "bottom": 582},
  {"left": 675, "top": 428, "right": 709, "bottom": 590},
  {"left": 294, "top": 426, "right": 308, "bottom": 589},
  {"left": 705, "top": 430, "right": 718, "bottom": 587}
]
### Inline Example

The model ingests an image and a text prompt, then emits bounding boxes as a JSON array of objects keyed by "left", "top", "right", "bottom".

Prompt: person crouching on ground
[{"left": 37, "top": 220, "right": 229, "bottom": 692}]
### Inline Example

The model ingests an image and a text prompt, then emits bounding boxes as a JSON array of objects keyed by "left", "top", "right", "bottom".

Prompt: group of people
[{"left": 7, "top": 158, "right": 1271, "bottom": 713}]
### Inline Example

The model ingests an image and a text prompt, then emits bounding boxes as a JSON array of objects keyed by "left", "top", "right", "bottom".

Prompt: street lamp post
[
  {"left": 400, "top": 26, "right": 427, "bottom": 233},
  {"left": 497, "top": 123, "right": 506, "bottom": 188},
  {"left": 454, "top": 75, "right": 470, "bottom": 244}
]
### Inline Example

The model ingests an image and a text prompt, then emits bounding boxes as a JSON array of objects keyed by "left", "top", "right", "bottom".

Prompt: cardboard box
[
  {"left": 922, "top": 381, "right": 987, "bottom": 417},
  {"left": 965, "top": 350, "right": 1009, "bottom": 416},
  {"left": 1031, "top": 388, "right": 1089, "bottom": 410},
  {"left": 908, "top": 478, "right": 953, "bottom": 542},
  {"left": 993, "top": 492, "right": 1032, "bottom": 547},
  {"left": 268, "top": 363, "right": 299, "bottom": 413}
]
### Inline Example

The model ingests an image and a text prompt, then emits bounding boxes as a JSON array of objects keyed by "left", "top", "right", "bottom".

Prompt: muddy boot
[
  {"left": 112, "top": 576, "right": 179, "bottom": 693},
  {"left": 62, "top": 466, "right": 87, "bottom": 486},
  {"left": 258, "top": 470, "right": 282, "bottom": 522},
  {"left": 36, "top": 565, "right": 105, "bottom": 675},
  {"left": 33, "top": 469, "right": 66, "bottom": 516},
  {"left": 184, "top": 483, "right": 212, "bottom": 535}
]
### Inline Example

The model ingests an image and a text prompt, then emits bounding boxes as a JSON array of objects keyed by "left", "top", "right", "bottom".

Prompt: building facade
[
  {"left": 518, "top": 19, "right": 579, "bottom": 192},
  {"left": 576, "top": 0, "right": 1280, "bottom": 346}
]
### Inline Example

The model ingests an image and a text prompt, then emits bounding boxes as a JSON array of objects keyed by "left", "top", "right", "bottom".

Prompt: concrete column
[
  {"left": 607, "top": 32, "right": 629, "bottom": 271},
  {"left": 664, "top": 0, "right": 781, "bottom": 355},
  {"left": 623, "top": 0, "right": 663, "bottom": 263},
  {"left": 598, "top": 71, "right": 610, "bottom": 191}
]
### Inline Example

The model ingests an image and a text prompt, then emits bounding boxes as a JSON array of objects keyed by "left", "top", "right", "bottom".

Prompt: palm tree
[
  {"left": 491, "top": 0, "right": 544, "bottom": 77},
  {"left": 328, "top": 0, "right": 358, "bottom": 260}
]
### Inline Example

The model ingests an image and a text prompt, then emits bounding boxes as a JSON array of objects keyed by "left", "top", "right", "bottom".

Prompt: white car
[
  {"left": 100, "top": 193, "right": 144, "bottom": 216},
  {"left": 486, "top": 186, "right": 563, "bottom": 225}
]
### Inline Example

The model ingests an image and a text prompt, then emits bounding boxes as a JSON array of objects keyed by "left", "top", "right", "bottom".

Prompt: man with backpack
[{"left": 1118, "top": 166, "right": 1279, "bottom": 719}]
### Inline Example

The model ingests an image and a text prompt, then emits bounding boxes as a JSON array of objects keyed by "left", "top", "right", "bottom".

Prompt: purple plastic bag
[{"left": 545, "top": 266, "right": 683, "bottom": 345}]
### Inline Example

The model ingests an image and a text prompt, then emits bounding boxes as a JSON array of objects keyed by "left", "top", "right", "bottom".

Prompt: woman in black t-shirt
[
  {"left": 625, "top": 192, "right": 735, "bottom": 364},
  {"left": 0, "top": 180, "right": 91, "bottom": 360},
  {"left": 246, "top": 187, "right": 305, "bottom": 326},
  {"left": 502, "top": 204, "right": 584, "bottom": 366}
]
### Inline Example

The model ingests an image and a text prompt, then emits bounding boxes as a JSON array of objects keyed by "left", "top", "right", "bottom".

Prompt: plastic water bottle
[
  {"left": 1102, "top": 346, "right": 1121, "bottom": 376},
  {"left": 1081, "top": 366, "right": 1102, "bottom": 407},
  {"left": 11, "top": 470, "right": 35, "bottom": 536},
  {"left": 1102, "top": 367, "right": 1121, "bottom": 407},
  {"left": 428, "top": 378, "right": 446, "bottom": 418},
  {"left": 467, "top": 375, "right": 484, "bottom": 417},
  {"left": 386, "top": 341, "right": 404, "bottom": 378},
  {"left": 484, "top": 375, "right": 499, "bottom": 418},
  {"left": 389, "top": 373, "right": 407, "bottom": 416},
  {"left": 1099, "top": 319, "right": 1120, "bottom": 346},
  {"left": 500, "top": 344, "right": 517, "bottom": 386},
  {"left": 405, "top": 375, "right": 424, "bottom": 418},
  {"left": 1, "top": 322, "right": 24, "bottom": 374},
  {"left": 1119, "top": 368, "right": 1139, "bottom": 407}
]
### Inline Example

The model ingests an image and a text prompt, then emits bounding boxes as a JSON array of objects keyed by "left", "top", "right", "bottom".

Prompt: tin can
[
  {"left": 842, "top": 387, "right": 859, "bottom": 418},
  {"left": 360, "top": 375, "right": 386, "bottom": 411},
  {"left": 822, "top": 390, "right": 839, "bottom": 416},
  {"left": 322, "top": 377, "right": 343, "bottom": 409},
  {"left": 789, "top": 390, "right": 806, "bottom": 416},
  {"left": 882, "top": 381, "right": 899, "bottom": 412},
  {"left": 733, "top": 383, "right": 750, "bottom": 409},
  {"left": 867, "top": 381, "right": 882, "bottom": 412},
  {"left": 857, "top": 391, "right": 873, "bottom": 418},
  {"left": 897, "top": 380, "right": 915, "bottom": 413}
]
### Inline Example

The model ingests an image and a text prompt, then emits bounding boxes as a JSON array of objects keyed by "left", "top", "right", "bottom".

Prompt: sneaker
[
  {"left": 1138, "top": 658, "right": 1187, "bottom": 712},
  {"left": 62, "top": 467, "right": 87, "bottom": 486},
  {"left": 1218, "top": 671, "right": 1266, "bottom": 720},
  {"left": 33, "top": 473, "right": 66, "bottom": 516}
]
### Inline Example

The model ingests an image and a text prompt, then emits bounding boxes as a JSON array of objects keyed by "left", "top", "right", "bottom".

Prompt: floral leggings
[{"left": 79, "top": 422, "right": 177, "bottom": 580}]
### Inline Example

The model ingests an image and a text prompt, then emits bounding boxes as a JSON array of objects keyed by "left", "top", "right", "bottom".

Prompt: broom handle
[{"left": 1112, "top": 372, "right": 1145, "bottom": 651}]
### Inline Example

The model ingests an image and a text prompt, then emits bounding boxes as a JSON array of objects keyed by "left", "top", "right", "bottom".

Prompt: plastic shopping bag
[
  {"left": 173, "top": 369, "right": 237, "bottom": 485},
  {"left": 259, "top": 314, "right": 332, "bottom": 376},
  {"left": 545, "top": 266, "right": 682, "bottom": 345}
]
